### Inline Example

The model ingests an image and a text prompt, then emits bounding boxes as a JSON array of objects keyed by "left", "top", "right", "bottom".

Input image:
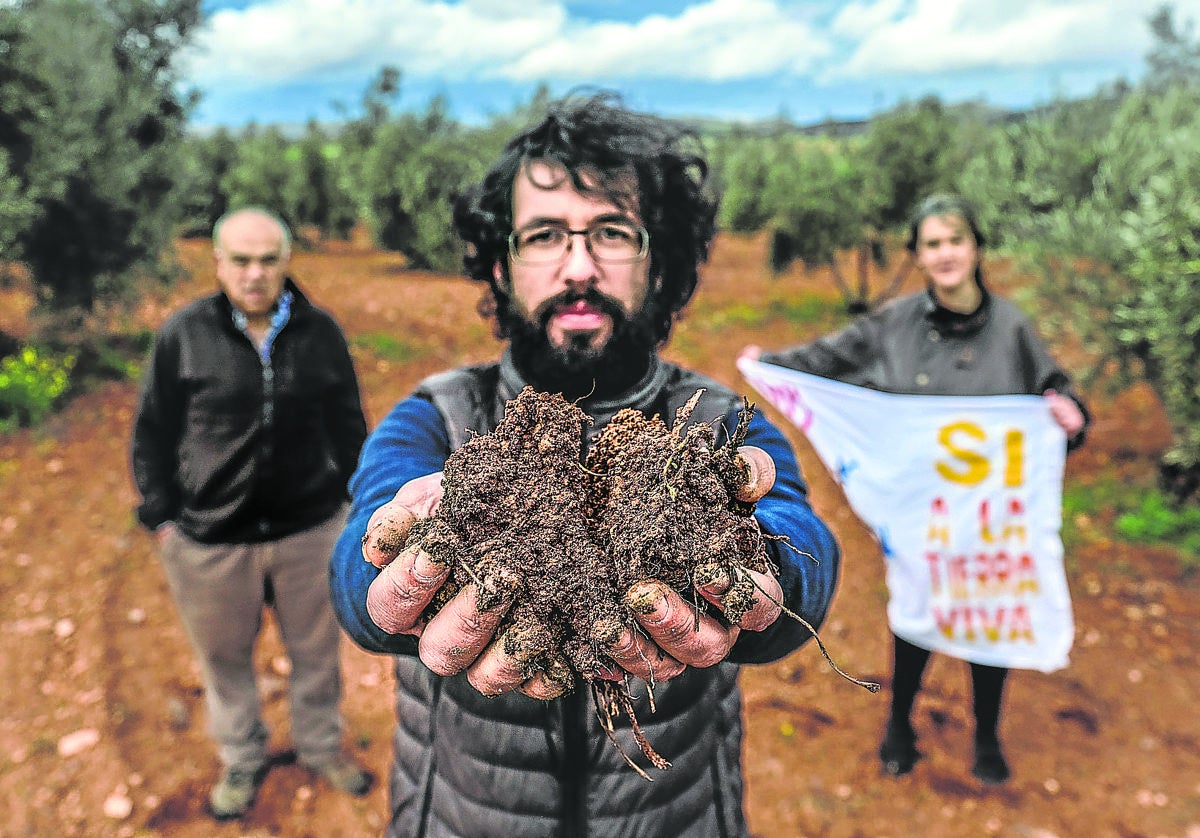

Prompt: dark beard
[{"left": 506, "top": 287, "right": 658, "bottom": 401}]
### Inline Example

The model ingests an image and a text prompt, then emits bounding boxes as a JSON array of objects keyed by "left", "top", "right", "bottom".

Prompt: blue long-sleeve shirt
[{"left": 330, "top": 393, "right": 840, "bottom": 664}]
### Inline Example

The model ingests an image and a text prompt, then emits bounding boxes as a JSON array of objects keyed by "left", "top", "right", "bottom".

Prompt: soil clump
[{"left": 404, "top": 386, "right": 771, "bottom": 770}]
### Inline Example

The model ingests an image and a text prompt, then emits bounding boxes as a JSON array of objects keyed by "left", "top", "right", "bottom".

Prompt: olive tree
[{"left": 0, "top": 0, "right": 200, "bottom": 311}]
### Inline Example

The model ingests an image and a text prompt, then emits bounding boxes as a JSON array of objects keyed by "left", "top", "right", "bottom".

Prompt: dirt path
[{"left": 0, "top": 234, "right": 1196, "bottom": 837}]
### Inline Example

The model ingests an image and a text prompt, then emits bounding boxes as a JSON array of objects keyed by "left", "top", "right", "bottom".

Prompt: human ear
[{"left": 493, "top": 261, "right": 511, "bottom": 290}]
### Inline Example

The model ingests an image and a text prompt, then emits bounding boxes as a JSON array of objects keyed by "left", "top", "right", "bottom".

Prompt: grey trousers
[{"left": 159, "top": 509, "right": 348, "bottom": 770}]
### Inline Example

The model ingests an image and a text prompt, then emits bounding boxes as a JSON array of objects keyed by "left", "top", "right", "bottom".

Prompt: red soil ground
[{"left": 0, "top": 232, "right": 1196, "bottom": 837}]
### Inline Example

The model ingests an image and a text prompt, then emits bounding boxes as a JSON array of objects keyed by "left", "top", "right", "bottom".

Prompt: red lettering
[
  {"left": 948, "top": 554, "right": 970, "bottom": 599},
  {"left": 1008, "top": 604, "right": 1035, "bottom": 642},
  {"left": 925, "top": 552, "right": 943, "bottom": 594},
  {"left": 932, "top": 604, "right": 1037, "bottom": 644},
  {"left": 980, "top": 499, "right": 994, "bottom": 544},
  {"left": 1016, "top": 553, "right": 1039, "bottom": 594}
]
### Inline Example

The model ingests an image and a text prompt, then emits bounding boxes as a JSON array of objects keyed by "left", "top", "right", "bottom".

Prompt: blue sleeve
[
  {"left": 330, "top": 396, "right": 449, "bottom": 655},
  {"left": 727, "top": 408, "right": 841, "bottom": 665}
]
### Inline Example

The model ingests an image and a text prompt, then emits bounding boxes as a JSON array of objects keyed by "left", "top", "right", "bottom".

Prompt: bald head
[{"left": 213, "top": 208, "right": 292, "bottom": 260}]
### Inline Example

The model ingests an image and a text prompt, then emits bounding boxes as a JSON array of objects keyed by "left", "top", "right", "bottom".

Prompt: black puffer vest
[{"left": 388, "top": 353, "right": 749, "bottom": 838}]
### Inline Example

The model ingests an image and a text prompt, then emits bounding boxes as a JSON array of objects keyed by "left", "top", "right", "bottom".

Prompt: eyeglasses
[{"left": 508, "top": 220, "right": 649, "bottom": 265}]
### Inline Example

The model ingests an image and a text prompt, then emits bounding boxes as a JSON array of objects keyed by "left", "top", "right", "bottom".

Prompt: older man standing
[{"left": 131, "top": 207, "right": 372, "bottom": 820}]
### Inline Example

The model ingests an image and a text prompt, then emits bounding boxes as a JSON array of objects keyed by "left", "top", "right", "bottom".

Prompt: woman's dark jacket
[
  {"left": 131, "top": 279, "right": 367, "bottom": 544},
  {"left": 761, "top": 288, "right": 1090, "bottom": 449}
]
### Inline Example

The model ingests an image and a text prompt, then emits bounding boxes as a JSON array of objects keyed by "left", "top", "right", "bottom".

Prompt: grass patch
[
  {"left": 765, "top": 296, "right": 848, "bottom": 327},
  {"left": 1063, "top": 476, "right": 1199, "bottom": 574},
  {"left": 1115, "top": 493, "right": 1200, "bottom": 570},
  {"left": 352, "top": 332, "right": 427, "bottom": 362},
  {"left": 690, "top": 295, "right": 848, "bottom": 334},
  {"left": 1062, "top": 477, "right": 1146, "bottom": 525}
]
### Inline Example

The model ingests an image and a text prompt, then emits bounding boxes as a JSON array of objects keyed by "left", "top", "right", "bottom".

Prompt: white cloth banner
[{"left": 739, "top": 359, "right": 1074, "bottom": 672}]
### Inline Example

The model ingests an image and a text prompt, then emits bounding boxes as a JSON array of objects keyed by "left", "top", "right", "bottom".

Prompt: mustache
[{"left": 532, "top": 288, "right": 627, "bottom": 328}]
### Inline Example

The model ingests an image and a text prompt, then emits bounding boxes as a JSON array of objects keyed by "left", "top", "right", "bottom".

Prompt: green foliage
[
  {"left": 220, "top": 126, "right": 297, "bottom": 225},
  {"left": 764, "top": 138, "right": 867, "bottom": 273},
  {"left": 357, "top": 97, "right": 496, "bottom": 272},
  {"left": 44, "top": 327, "right": 155, "bottom": 385},
  {"left": 1003, "top": 83, "right": 1200, "bottom": 500},
  {"left": 0, "top": 0, "right": 200, "bottom": 310},
  {"left": 712, "top": 97, "right": 960, "bottom": 312},
  {"left": 0, "top": 345, "right": 75, "bottom": 429},
  {"left": 712, "top": 132, "right": 788, "bottom": 233},
  {"left": 0, "top": 149, "right": 37, "bottom": 259},
  {"left": 1115, "top": 493, "right": 1200, "bottom": 563},
  {"left": 287, "top": 122, "right": 358, "bottom": 239},
  {"left": 858, "top": 95, "right": 960, "bottom": 229},
  {"left": 955, "top": 94, "right": 1120, "bottom": 249},
  {"left": 176, "top": 128, "right": 238, "bottom": 237}
]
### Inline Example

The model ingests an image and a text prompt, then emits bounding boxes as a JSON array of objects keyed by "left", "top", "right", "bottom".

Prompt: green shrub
[{"left": 0, "top": 346, "right": 76, "bottom": 429}]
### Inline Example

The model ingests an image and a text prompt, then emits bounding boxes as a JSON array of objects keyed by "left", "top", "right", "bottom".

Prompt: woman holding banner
[{"left": 741, "top": 193, "right": 1089, "bottom": 784}]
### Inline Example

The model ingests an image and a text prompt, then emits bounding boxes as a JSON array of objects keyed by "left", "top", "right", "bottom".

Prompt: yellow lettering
[
  {"left": 936, "top": 421, "right": 989, "bottom": 486},
  {"left": 1004, "top": 429, "right": 1025, "bottom": 487}
]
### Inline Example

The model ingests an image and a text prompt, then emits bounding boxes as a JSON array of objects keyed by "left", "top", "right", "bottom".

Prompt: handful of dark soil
[{"left": 402, "top": 386, "right": 867, "bottom": 773}]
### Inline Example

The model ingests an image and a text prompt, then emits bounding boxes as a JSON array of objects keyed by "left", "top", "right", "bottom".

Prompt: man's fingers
[
  {"left": 361, "top": 472, "right": 446, "bottom": 568},
  {"left": 625, "top": 580, "right": 737, "bottom": 668},
  {"left": 464, "top": 622, "right": 554, "bottom": 696},
  {"left": 695, "top": 564, "right": 782, "bottom": 631},
  {"left": 362, "top": 504, "right": 417, "bottom": 568},
  {"left": 365, "top": 545, "right": 449, "bottom": 634},
  {"left": 518, "top": 669, "right": 570, "bottom": 701},
  {"left": 734, "top": 446, "right": 776, "bottom": 503},
  {"left": 603, "top": 621, "right": 685, "bottom": 683},
  {"left": 419, "top": 583, "right": 514, "bottom": 677}
]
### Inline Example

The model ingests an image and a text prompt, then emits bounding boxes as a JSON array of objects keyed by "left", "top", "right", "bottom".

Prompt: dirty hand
[
  {"left": 363, "top": 472, "right": 557, "bottom": 698},
  {"left": 1044, "top": 389, "right": 1085, "bottom": 437},
  {"left": 363, "top": 471, "right": 450, "bottom": 634},
  {"left": 601, "top": 444, "right": 782, "bottom": 682},
  {"left": 733, "top": 445, "right": 776, "bottom": 503},
  {"left": 603, "top": 565, "right": 784, "bottom": 684}
]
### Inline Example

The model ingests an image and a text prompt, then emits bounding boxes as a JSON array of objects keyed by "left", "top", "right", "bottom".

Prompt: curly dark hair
[{"left": 452, "top": 91, "right": 718, "bottom": 344}]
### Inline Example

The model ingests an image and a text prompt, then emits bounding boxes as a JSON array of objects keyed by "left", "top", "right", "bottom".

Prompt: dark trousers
[{"left": 888, "top": 633, "right": 1008, "bottom": 744}]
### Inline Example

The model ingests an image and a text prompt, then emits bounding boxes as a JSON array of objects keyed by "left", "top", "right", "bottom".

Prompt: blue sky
[{"left": 184, "top": 1, "right": 1185, "bottom": 129}]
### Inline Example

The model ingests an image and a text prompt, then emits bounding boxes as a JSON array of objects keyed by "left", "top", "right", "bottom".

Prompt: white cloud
[
  {"left": 501, "top": 0, "right": 832, "bottom": 81},
  {"left": 825, "top": 0, "right": 1163, "bottom": 79},
  {"left": 184, "top": 0, "right": 562, "bottom": 85},
  {"left": 183, "top": 0, "right": 832, "bottom": 88}
]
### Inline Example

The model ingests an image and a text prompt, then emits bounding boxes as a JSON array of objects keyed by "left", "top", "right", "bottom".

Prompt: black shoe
[
  {"left": 879, "top": 724, "right": 920, "bottom": 776},
  {"left": 972, "top": 739, "right": 1010, "bottom": 784}
]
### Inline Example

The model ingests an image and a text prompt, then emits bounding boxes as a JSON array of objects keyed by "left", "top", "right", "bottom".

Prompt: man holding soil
[
  {"left": 329, "top": 94, "right": 841, "bottom": 838},
  {"left": 131, "top": 207, "right": 373, "bottom": 820}
]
